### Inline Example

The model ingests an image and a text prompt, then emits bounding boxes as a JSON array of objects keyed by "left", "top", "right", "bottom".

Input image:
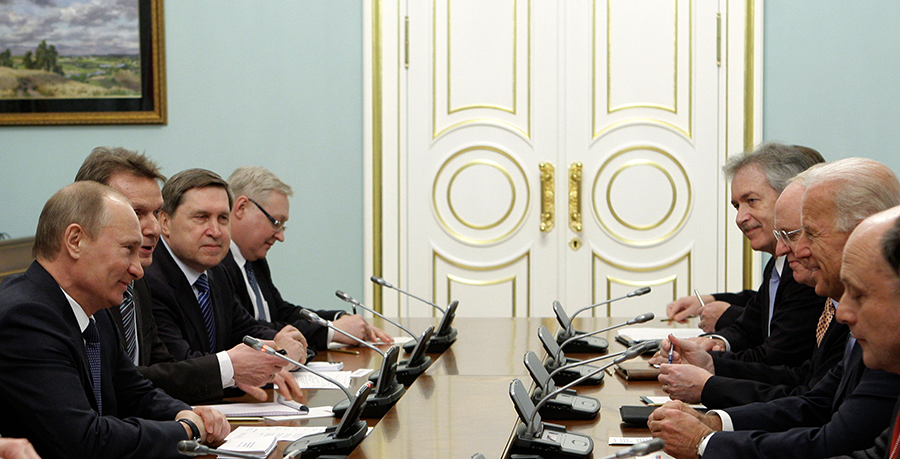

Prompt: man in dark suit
[
  {"left": 145, "top": 168, "right": 305, "bottom": 401},
  {"left": 660, "top": 180, "right": 849, "bottom": 408},
  {"left": 662, "top": 143, "right": 826, "bottom": 367},
  {"left": 0, "top": 182, "right": 229, "bottom": 458},
  {"left": 223, "top": 166, "right": 391, "bottom": 350},
  {"left": 648, "top": 158, "right": 900, "bottom": 459},
  {"left": 74, "top": 147, "right": 225, "bottom": 404}
]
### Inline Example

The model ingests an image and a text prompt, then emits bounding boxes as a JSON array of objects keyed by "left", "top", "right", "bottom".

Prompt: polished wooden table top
[{"left": 227, "top": 316, "right": 685, "bottom": 458}]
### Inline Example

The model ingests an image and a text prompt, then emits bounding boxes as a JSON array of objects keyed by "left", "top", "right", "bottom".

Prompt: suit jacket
[
  {"left": 710, "top": 257, "right": 826, "bottom": 366},
  {"left": 825, "top": 396, "right": 899, "bottom": 459},
  {"left": 701, "top": 314, "right": 851, "bottom": 408},
  {"left": 0, "top": 262, "right": 190, "bottom": 459},
  {"left": 219, "top": 251, "right": 340, "bottom": 350},
  {"left": 703, "top": 341, "right": 900, "bottom": 459},
  {"left": 712, "top": 290, "right": 752, "bottom": 330},
  {"left": 145, "top": 243, "right": 276, "bottom": 361},
  {"left": 108, "top": 278, "right": 224, "bottom": 404}
]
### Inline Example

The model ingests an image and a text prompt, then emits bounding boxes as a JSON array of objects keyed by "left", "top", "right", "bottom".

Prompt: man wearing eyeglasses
[{"left": 220, "top": 166, "right": 391, "bottom": 351}]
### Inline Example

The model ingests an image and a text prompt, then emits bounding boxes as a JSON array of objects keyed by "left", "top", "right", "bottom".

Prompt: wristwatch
[{"left": 177, "top": 418, "right": 201, "bottom": 441}]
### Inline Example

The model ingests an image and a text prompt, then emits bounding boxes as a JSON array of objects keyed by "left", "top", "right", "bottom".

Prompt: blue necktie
[
  {"left": 767, "top": 263, "right": 780, "bottom": 336},
  {"left": 83, "top": 319, "right": 102, "bottom": 415},
  {"left": 120, "top": 283, "right": 137, "bottom": 363},
  {"left": 244, "top": 262, "right": 268, "bottom": 322},
  {"left": 195, "top": 274, "right": 217, "bottom": 352}
]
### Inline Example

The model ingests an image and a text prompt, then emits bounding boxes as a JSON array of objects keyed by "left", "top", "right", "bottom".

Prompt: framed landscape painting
[{"left": 0, "top": 0, "right": 165, "bottom": 125}]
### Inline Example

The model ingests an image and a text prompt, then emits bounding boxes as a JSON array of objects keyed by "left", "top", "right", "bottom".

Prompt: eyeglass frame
[
  {"left": 248, "top": 198, "right": 287, "bottom": 233},
  {"left": 773, "top": 228, "right": 802, "bottom": 247}
]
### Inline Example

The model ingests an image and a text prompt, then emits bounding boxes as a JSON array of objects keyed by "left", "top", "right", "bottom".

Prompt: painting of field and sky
[{"left": 0, "top": 0, "right": 141, "bottom": 100}]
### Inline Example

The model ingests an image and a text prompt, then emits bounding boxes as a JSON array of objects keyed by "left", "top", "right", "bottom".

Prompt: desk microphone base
[
  {"left": 531, "top": 389, "right": 600, "bottom": 420},
  {"left": 402, "top": 327, "right": 458, "bottom": 354},
  {"left": 556, "top": 331, "right": 609, "bottom": 354},
  {"left": 544, "top": 360, "right": 605, "bottom": 386},
  {"left": 332, "top": 382, "right": 406, "bottom": 419},
  {"left": 368, "top": 356, "right": 433, "bottom": 386},
  {"left": 283, "top": 422, "right": 367, "bottom": 458},
  {"left": 510, "top": 422, "right": 593, "bottom": 459}
]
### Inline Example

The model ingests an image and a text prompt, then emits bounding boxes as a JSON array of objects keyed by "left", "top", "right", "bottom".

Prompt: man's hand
[
  {"left": 658, "top": 363, "right": 713, "bottom": 404},
  {"left": 227, "top": 343, "right": 284, "bottom": 388},
  {"left": 0, "top": 438, "right": 41, "bottom": 459},
  {"left": 666, "top": 294, "right": 715, "bottom": 323},
  {"left": 649, "top": 336, "right": 717, "bottom": 372},
  {"left": 186, "top": 406, "right": 231, "bottom": 445},
  {"left": 273, "top": 325, "right": 308, "bottom": 369},
  {"left": 273, "top": 368, "right": 305, "bottom": 401},
  {"left": 647, "top": 401, "right": 717, "bottom": 459},
  {"left": 332, "top": 314, "right": 394, "bottom": 345},
  {"left": 697, "top": 301, "right": 730, "bottom": 333}
]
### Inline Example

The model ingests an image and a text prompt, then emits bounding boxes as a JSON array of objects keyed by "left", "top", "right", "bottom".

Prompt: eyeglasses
[
  {"left": 773, "top": 228, "right": 802, "bottom": 247},
  {"left": 249, "top": 198, "right": 287, "bottom": 233}
]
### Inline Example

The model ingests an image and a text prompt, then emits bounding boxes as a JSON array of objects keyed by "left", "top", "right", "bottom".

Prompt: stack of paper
[
  {"left": 617, "top": 327, "right": 704, "bottom": 342},
  {"left": 218, "top": 426, "right": 329, "bottom": 457}
]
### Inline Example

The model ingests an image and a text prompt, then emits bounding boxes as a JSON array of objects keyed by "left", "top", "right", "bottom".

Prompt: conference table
[{"left": 226, "top": 316, "right": 687, "bottom": 458}]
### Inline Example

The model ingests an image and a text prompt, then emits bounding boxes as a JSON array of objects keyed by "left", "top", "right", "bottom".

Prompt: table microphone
[
  {"left": 283, "top": 382, "right": 374, "bottom": 458},
  {"left": 370, "top": 275, "right": 445, "bottom": 314},
  {"left": 369, "top": 276, "right": 459, "bottom": 353},
  {"left": 522, "top": 351, "right": 600, "bottom": 420},
  {"left": 538, "top": 325, "right": 603, "bottom": 386},
  {"left": 554, "top": 287, "right": 651, "bottom": 352},
  {"left": 598, "top": 438, "right": 665, "bottom": 459},
  {"left": 299, "top": 310, "right": 406, "bottom": 418},
  {"left": 243, "top": 335, "right": 352, "bottom": 417},
  {"left": 335, "top": 290, "right": 419, "bottom": 341},
  {"left": 176, "top": 440, "right": 261, "bottom": 458},
  {"left": 554, "top": 312, "right": 655, "bottom": 363}
]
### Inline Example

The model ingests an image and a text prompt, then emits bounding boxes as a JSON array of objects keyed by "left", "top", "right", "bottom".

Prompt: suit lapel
[{"left": 157, "top": 245, "right": 213, "bottom": 354}]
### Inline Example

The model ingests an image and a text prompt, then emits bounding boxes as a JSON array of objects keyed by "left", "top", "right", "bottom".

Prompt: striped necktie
[
  {"left": 244, "top": 261, "right": 268, "bottom": 322},
  {"left": 816, "top": 299, "right": 835, "bottom": 346},
  {"left": 83, "top": 318, "right": 102, "bottom": 415},
  {"left": 194, "top": 273, "right": 217, "bottom": 352},
  {"left": 120, "top": 283, "right": 137, "bottom": 362}
]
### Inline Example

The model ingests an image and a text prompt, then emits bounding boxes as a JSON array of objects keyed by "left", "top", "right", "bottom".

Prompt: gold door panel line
[
  {"left": 569, "top": 162, "right": 583, "bottom": 232},
  {"left": 433, "top": 250, "right": 531, "bottom": 316},
  {"left": 432, "top": 146, "right": 530, "bottom": 245},
  {"left": 592, "top": 146, "right": 691, "bottom": 247}
]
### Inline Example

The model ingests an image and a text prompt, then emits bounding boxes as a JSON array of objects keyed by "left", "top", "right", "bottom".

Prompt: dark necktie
[
  {"left": 244, "top": 262, "right": 267, "bottom": 321},
  {"left": 889, "top": 407, "right": 900, "bottom": 459},
  {"left": 195, "top": 273, "right": 217, "bottom": 352},
  {"left": 120, "top": 283, "right": 137, "bottom": 362},
  {"left": 83, "top": 319, "right": 102, "bottom": 415}
]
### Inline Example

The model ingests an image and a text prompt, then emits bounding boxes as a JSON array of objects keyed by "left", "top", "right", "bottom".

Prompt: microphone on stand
[
  {"left": 537, "top": 325, "right": 603, "bottom": 386},
  {"left": 553, "top": 287, "right": 651, "bottom": 353},
  {"left": 370, "top": 275, "right": 445, "bottom": 313},
  {"left": 509, "top": 342, "right": 655, "bottom": 458},
  {"left": 176, "top": 441, "right": 262, "bottom": 458},
  {"left": 335, "top": 290, "right": 419, "bottom": 341},
  {"left": 522, "top": 351, "right": 599, "bottom": 420},
  {"left": 299, "top": 310, "right": 405, "bottom": 418},
  {"left": 598, "top": 438, "right": 665, "bottom": 459},
  {"left": 282, "top": 382, "right": 375, "bottom": 458},
  {"left": 369, "top": 276, "right": 459, "bottom": 353},
  {"left": 553, "top": 312, "right": 654, "bottom": 363}
]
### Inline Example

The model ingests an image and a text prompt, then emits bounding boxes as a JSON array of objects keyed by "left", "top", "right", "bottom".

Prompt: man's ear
[
  {"left": 232, "top": 196, "right": 251, "bottom": 220},
  {"left": 63, "top": 224, "right": 86, "bottom": 260},
  {"left": 159, "top": 211, "right": 172, "bottom": 238}
]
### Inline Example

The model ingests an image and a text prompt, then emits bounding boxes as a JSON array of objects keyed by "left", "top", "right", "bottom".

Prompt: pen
[
  {"left": 329, "top": 348, "right": 360, "bottom": 355},
  {"left": 667, "top": 341, "right": 674, "bottom": 364},
  {"left": 694, "top": 289, "right": 706, "bottom": 308}
]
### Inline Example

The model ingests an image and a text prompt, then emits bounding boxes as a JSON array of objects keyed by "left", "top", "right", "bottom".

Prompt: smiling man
[{"left": 219, "top": 166, "right": 391, "bottom": 350}]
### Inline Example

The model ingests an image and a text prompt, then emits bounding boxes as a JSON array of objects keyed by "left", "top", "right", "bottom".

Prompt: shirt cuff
[
  {"left": 707, "top": 334, "right": 732, "bottom": 352},
  {"left": 326, "top": 322, "right": 335, "bottom": 343},
  {"left": 710, "top": 409, "right": 733, "bottom": 431},
  {"left": 697, "top": 432, "right": 715, "bottom": 456},
  {"left": 217, "top": 351, "right": 235, "bottom": 388}
]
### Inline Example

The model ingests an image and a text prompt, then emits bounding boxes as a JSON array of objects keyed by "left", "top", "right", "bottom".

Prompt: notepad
[
  {"left": 616, "top": 327, "right": 704, "bottom": 342},
  {"left": 202, "top": 401, "right": 307, "bottom": 418}
]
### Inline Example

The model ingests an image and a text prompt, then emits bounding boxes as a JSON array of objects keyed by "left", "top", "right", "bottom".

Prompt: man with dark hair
[
  {"left": 649, "top": 158, "right": 900, "bottom": 459},
  {"left": 76, "top": 147, "right": 278, "bottom": 403},
  {"left": 0, "top": 182, "right": 229, "bottom": 458},
  {"left": 222, "top": 166, "right": 392, "bottom": 350},
  {"left": 145, "top": 169, "right": 306, "bottom": 401},
  {"left": 660, "top": 142, "right": 826, "bottom": 368}
]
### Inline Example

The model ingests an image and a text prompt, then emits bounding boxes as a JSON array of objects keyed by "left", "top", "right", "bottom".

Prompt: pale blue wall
[
  {"left": 764, "top": 0, "right": 900, "bottom": 173},
  {"left": 0, "top": 1, "right": 362, "bottom": 312}
]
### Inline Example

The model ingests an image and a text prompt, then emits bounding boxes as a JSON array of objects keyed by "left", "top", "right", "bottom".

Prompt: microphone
[
  {"left": 553, "top": 287, "right": 651, "bottom": 353},
  {"left": 370, "top": 275, "right": 445, "bottom": 314},
  {"left": 176, "top": 440, "right": 260, "bottom": 458},
  {"left": 243, "top": 335, "right": 352, "bottom": 416},
  {"left": 299, "top": 311, "right": 406, "bottom": 418},
  {"left": 335, "top": 290, "right": 419, "bottom": 342},
  {"left": 299, "top": 309, "right": 387, "bottom": 357},
  {"left": 369, "top": 277, "right": 459, "bottom": 353},
  {"left": 598, "top": 438, "right": 665, "bottom": 459},
  {"left": 522, "top": 351, "right": 600, "bottom": 420},
  {"left": 283, "top": 381, "right": 375, "bottom": 458},
  {"left": 537, "top": 325, "right": 603, "bottom": 386},
  {"left": 554, "top": 312, "right": 655, "bottom": 363}
]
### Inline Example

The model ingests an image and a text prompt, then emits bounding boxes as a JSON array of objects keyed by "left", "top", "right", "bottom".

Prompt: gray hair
[
  {"left": 228, "top": 166, "right": 293, "bottom": 206},
  {"left": 722, "top": 142, "right": 825, "bottom": 193},
  {"left": 805, "top": 157, "right": 900, "bottom": 233}
]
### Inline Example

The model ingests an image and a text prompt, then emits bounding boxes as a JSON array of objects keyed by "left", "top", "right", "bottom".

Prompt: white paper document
[
  {"left": 201, "top": 401, "right": 306, "bottom": 418},
  {"left": 327, "top": 335, "right": 414, "bottom": 349},
  {"left": 292, "top": 370, "right": 353, "bottom": 389},
  {"left": 219, "top": 426, "right": 329, "bottom": 456},
  {"left": 617, "top": 327, "right": 704, "bottom": 342}
]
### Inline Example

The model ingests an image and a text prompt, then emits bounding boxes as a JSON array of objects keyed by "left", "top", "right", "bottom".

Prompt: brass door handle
[
  {"left": 539, "top": 162, "right": 555, "bottom": 232},
  {"left": 569, "top": 162, "right": 583, "bottom": 232}
]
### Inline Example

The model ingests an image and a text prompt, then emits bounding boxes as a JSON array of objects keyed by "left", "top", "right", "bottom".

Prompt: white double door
[{"left": 369, "top": 0, "right": 757, "bottom": 318}]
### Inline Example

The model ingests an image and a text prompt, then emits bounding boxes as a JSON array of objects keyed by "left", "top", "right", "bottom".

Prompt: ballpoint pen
[{"left": 667, "top": 340, "right": 674, "bottom": 364}]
